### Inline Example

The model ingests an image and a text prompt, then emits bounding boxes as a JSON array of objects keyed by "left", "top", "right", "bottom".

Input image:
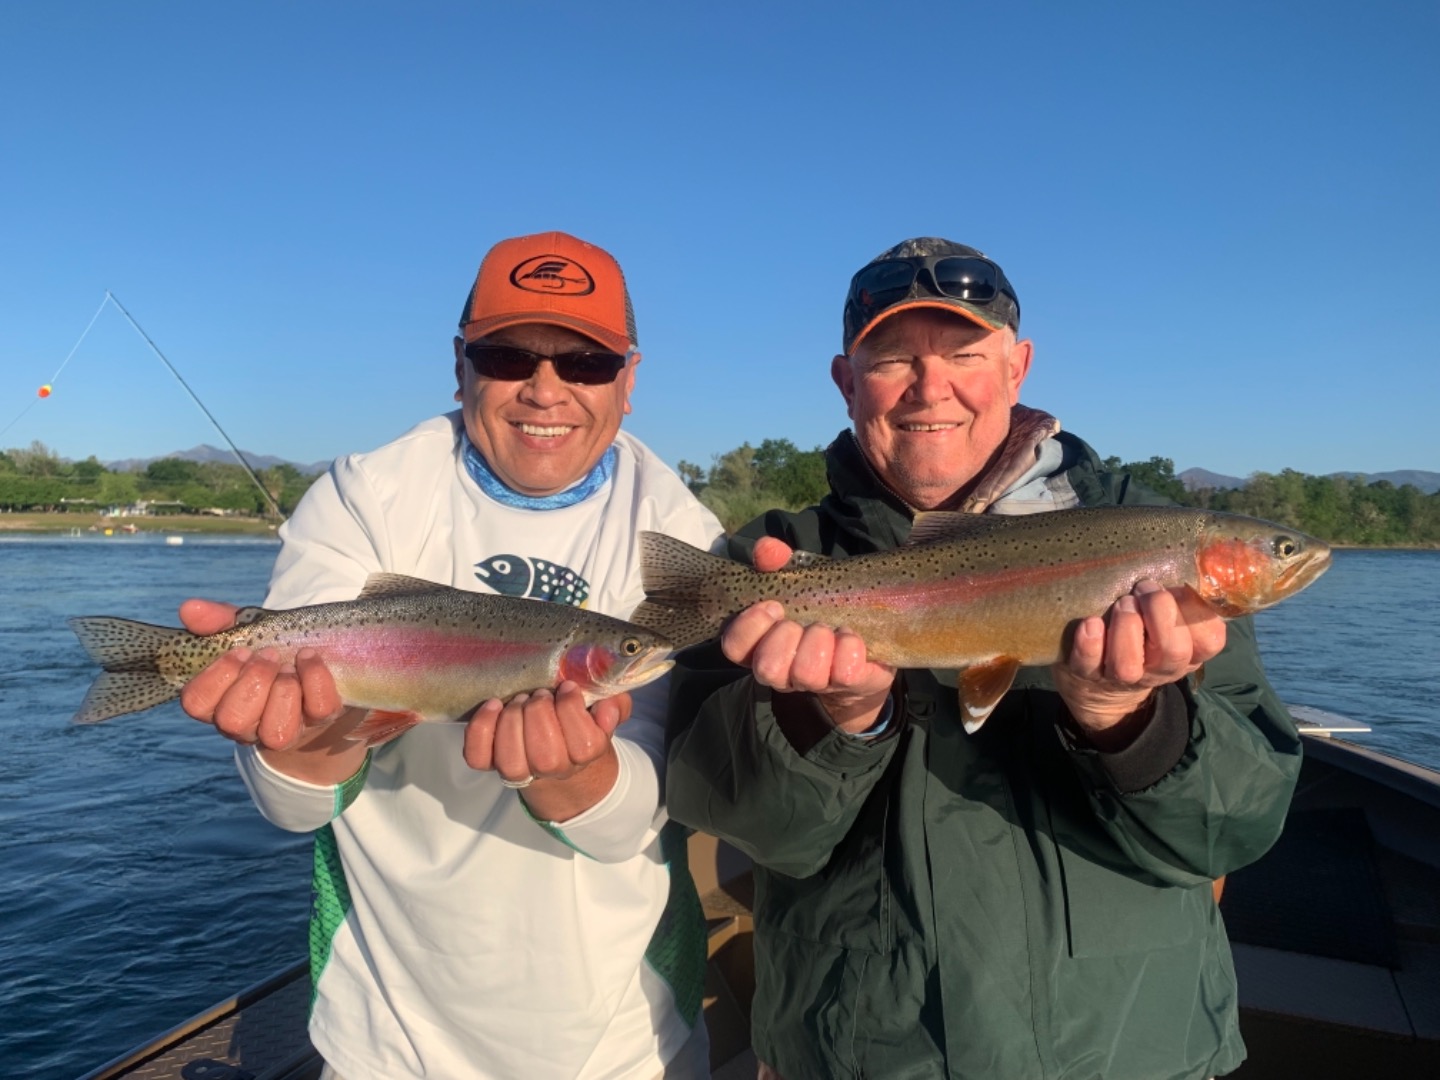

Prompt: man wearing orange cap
[
  {"left": 666, "top": 238, "right": 1300, "bottom": 1079},
  {"left": 177, "top": 232, "right": 723, "bottom": 1079}
]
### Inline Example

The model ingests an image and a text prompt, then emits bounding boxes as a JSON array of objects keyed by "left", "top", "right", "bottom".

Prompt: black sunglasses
[
  {"left": 463, "top": 344, "right": 629, "bottom": 385},
  {"left": 847, "top": 255, "right": 1019, "bottom": 333}
]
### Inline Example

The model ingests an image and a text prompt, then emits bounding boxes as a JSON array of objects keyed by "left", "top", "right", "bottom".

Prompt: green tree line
[
  {"left": 681, "top": 440, "right": 1440, "bottom": 546},
  {"left": 1108, "top": 456, "right": 1440, "bottom": 546},
  {"left": 0, "top": 441, "right": 321, "bottom": 516},
  {"left": 11, "top": 438, "right": 1436, "bottom": 545}
]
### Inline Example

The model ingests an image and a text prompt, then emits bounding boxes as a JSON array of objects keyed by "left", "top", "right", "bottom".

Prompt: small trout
[
  {"left": 632, "top": 506, "right": 1331, "bottom": 732},
  {"left": 69, "top": 573, "right": 674, "bottom": 745}
]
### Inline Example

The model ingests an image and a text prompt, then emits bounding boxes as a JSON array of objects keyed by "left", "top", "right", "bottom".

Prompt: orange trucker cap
[{"left": 459, "top": 231, "right": 637, "bottom": 354}]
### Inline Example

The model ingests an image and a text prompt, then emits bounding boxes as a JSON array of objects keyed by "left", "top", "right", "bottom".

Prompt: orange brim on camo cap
[{"left": 460, "top": 231, "right": 636, "bottom": 354}]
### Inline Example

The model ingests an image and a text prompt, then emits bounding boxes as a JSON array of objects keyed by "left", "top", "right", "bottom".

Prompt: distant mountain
[
  {"left": 1329, "top": 470, "right": 1440, "bottom": 494},
  {"left": 1179, "top": 467, "right": 1440, "bottom": 495},
  {"left": 105, "top": 444, "right": 330, "bottom": 475},
  {"left": 1179, "top": 468, "right": 1246, "bottom": 491}
]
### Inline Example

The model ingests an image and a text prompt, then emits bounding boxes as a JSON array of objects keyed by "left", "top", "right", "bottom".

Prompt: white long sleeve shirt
[{"left": 235, "top": 414, "right": 724, "bottom": 1080}]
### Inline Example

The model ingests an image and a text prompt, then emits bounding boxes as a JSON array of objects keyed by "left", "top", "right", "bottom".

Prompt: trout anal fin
[
  {"left": 348, "top": 709, "right": 424, "bottom": 747},
  {"left": 958, "top": 657, "right": 1021, "bottom": 734}
]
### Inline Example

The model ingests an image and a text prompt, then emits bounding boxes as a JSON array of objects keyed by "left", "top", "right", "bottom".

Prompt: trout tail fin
[
  {"left": 68, "top": 616, "right": 186, "bottom": 723},
  {"left": 631, "top": 532, "right": 742, "bottom": 649}
]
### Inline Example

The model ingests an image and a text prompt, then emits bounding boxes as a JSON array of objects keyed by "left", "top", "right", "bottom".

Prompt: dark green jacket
[{"left": 666, "top": 430, "right": 1301, "bottom": 1080}]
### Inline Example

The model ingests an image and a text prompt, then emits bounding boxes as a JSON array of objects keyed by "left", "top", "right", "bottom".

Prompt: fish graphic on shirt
[{"left": 474, "top": 555, "right": 590, "bottom": 607}]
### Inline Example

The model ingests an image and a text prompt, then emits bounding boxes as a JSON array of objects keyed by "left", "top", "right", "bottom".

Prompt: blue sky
[{"left": 2, "top": 1, "right": 1437, "bottom": 480}]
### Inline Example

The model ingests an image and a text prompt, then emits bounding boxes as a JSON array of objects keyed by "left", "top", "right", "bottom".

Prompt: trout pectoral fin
[
  {"left": 959, "top": 657, "right": 1021, "bottom": 734},
  {"left": 348, "top": 709, "right": 423, "bottom": 747}
]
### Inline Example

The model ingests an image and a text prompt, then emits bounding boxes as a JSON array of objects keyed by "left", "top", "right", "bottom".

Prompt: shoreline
[
  {"left": 0, "top": 512, "right": 279, "bottom": 537},
  {"left": 2, "top": 513, "right": 1437, "bottom": 550}
]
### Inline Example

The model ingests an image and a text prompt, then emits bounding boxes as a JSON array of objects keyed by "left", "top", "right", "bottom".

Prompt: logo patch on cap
[{"left": 509, "top": 256, "right": 595, "bottom": 295}]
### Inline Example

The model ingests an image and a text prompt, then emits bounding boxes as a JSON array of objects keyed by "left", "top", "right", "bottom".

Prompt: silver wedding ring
[{"left": 499, "top": 774, "right": 535, "bottom": 789}]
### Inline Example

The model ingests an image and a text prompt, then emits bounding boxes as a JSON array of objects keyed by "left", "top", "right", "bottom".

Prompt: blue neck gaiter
[{"left": 462, "top": 437, "right": 617, "bottom": 511}]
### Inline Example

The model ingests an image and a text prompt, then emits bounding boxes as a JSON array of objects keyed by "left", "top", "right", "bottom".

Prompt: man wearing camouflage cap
[{"left": 666, "top": 238, "right": 1300, "bottom": 1078}]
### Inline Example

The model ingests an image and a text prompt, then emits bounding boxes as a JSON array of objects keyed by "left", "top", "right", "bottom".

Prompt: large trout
[
  {"left": 69, "top": 573, "right": 674, "bottom": 745},
  {"left": 632, "top": 506, "right": 1330, "bottom": 731}
]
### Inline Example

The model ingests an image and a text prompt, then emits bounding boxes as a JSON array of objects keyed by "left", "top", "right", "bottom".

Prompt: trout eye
[
  {"left": 620, "top": 636, "right": 642, "bottom": 657},
  {"left": 1274, "top": 536, "right": 1298, "bottom": 559}
]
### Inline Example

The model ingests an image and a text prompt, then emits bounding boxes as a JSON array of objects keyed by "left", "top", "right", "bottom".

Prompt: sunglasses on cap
[
  {"left": 463, "top": 343, "right": 630, "bottom": 385},
  {"left": 847, "top": 255, "right": 1019, "bottom": 333}
]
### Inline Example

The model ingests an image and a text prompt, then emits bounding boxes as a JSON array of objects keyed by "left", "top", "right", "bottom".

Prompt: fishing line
[
  {"left": 105, "top": 292, "right": 284, "bottom": 520},
  {"left": 0, "top": 294, "right": 110, "bottom": 442},
  {"left": 6, "top": 292, "right": 285, "bottom": 519}
]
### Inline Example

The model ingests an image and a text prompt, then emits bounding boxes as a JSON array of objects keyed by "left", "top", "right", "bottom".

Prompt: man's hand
[
  {"left": 177, "top": 599, "right": 364, "bottom": 782},
  {"left": 1051, "top": 580, "right": 1227, "bottom": 750},
  {"left": 463, "top": 683, "right": 632, "bottom": 822},
  {"left": 720, "top": 537, "right": 896, "bottom": 735}
]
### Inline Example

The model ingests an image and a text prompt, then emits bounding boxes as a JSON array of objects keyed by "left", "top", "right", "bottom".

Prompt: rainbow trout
[
  {"left": 69, "top": 573, "right": 674, "bottom": 745},
  {"left": 632, "top": 506, "right": 1331, "bottom": 732}
]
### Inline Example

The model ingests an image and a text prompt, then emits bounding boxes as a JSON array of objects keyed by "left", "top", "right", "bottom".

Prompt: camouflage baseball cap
[{"left": 843, "top": 237, "right": 1020, "bottom": 354}]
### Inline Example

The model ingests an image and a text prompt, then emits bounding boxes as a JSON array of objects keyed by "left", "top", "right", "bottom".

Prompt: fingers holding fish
[
  {"left": 790, "top": 624, "right": 883, "bottom": 698},
  {"left": 1055, "top": 580, "right": 1230, "bottom": 735},
  {"left": 492, "top": 692, "right": 542, "bottom": 782},
  {"left": 466, "top": 685, "right": 627, "bottom": 782},
  {"left": 750, "top": 536, "right": 794, "bottom": 574},
  {"left": 259, "top": 668, "right": 304, "bottom": 748},
  {"left": 552, "top": 684, "right": 631, "bottom": 764},
  {"left": 1127, "top": 582, "right": 1227, "bottom": 681},
  {"left": 584, "top": 688, "right": 633, "bottom": 740},
  {"left": 179, "top": 597, "right": 241, "bottom": 636},
  {"left": 463, "top": 699, "right": 505, "bottom": 772},
  {"left": 1094, "top": 581, "right": 1223, "bottom": 687},
  {"left": 1170, "top": 586, "right": 1228, "bottom": 661},
  {"left": 294, "top": 648, "right": 346, "bottom": 726},
  {"left": 722, "top": 599, "right": 896, "bottom": 733},
  {"left": 179, "top": 641, "right": 342, "bottom": 751},
  {"left": 473, "top": 687, "right": 628, "bottom": 822},
  {"left": 738, "top": 614, "right": 836, "bottom": 695},
  {"left": 213, "top": 648, "right": 283, "bottom": 743},
  {"left": 179, "top": 647, "right": 251, "bottom": 729},
  {"left": 720, "top": 601, "right": 788, "bottom": 669}
]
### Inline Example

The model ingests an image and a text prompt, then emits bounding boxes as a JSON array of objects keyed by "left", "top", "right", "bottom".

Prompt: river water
[{"left": 0, "top": 536, "right": 1436, "bottom": 1078}]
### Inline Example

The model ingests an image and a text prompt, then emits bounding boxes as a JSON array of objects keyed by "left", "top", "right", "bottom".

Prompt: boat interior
[{"left": 80, "top": 719, "right": 1440, "bottom": 1080}]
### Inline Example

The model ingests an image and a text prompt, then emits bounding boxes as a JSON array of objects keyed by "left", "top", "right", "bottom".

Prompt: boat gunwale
[{"left": 74, "top": 960, "right": 310, "bottom": 1080}]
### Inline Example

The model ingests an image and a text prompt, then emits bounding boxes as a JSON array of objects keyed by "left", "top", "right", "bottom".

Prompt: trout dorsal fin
[
  {"left": 233, "top": 605, "right": 275, "bottom": 626},
  {"left": 357, "top": 572, "right": 451, "bottom": 600},
  {"left": 907, "top": 511, "right": 1003, "bottom": 546}
]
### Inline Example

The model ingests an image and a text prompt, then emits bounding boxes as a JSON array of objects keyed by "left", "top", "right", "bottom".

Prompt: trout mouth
[
  {"left": 1274, "top": 546, "right": 1332, "bottom": 598},
  {"left": 610, "top": 648, "right": 675, "bottom": 691}
]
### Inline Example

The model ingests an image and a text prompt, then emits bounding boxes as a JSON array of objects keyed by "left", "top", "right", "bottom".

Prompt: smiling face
[
  {"left": 454, "top": 323, "right": 638, "bottom": 497},
  {"left": 831, "top": 308, "right": 1033, "bottom": 510}
]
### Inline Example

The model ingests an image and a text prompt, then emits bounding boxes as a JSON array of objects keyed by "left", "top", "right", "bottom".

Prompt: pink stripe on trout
[
  {"left": 631, "top": 506, "right": 1331, "bottom": 732},
  {"left": 69, "top": 572, "right": 674, "bottom": 746}
]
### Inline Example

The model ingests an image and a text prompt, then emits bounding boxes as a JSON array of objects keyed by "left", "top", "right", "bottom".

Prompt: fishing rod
[{"left": 103, "top": 292, "right": 285, "bottom": 521}]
